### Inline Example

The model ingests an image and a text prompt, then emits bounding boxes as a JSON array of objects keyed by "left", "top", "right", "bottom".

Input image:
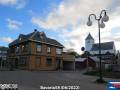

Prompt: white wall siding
[
  {"left": 85, "top": 39, "right": 94, "bottom": 51},
  {"left": 90, "top": 49, "right": 115, "bottom": 55}
]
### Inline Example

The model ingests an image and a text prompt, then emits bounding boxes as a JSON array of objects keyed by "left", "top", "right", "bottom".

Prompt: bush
[{"left": 95, "top": 78, "right": 107, "bottom": 83}]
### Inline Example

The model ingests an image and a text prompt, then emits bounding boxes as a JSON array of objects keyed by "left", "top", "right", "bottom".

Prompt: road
[{"left": 0, "top": 70, "right": 118, "bottom": 90}]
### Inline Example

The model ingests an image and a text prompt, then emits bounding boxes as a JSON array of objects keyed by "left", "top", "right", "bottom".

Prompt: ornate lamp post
[{"left": 87, "top": 10, "right": 109, "bottom": 82}]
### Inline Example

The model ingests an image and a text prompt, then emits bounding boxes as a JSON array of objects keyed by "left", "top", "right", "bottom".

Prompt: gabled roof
[
  {"left": 91, "top": 41, "right": 114, "bottom": 51},
  {"left": 75, "top": 56, "right": 100, "bottom": 62},
  {"left": 9, "top": 29, "right": 64, "bottom": 48},
  {"left": 85, "top": 33, "right": 94, "bottom": 40}
]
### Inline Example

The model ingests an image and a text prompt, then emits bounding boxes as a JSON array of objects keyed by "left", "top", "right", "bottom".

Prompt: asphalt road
[{"left": 0, "top": 70, "right": 118, "bottom": 90}]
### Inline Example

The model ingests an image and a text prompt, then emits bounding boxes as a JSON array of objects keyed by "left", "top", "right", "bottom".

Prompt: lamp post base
[{"left": 95, "top": 78, "right": 106, "bottom": 83}]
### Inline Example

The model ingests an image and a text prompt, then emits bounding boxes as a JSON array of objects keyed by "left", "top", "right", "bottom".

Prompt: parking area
[{"left": 0, "top": 71, "right": 116, "bottom": 90}]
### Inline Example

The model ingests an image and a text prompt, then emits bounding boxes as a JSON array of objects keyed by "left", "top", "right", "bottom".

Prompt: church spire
[
  {"left": 85, "top": 33, "right": 94, "bottom": 40},
  {"left": 85, "top": 33, "right": 94, "bottom": 51}
]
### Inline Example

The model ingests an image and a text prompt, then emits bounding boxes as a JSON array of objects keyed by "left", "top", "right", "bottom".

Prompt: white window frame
[
  {"left": 36, "top": 44, "right": 41, "bottom": 52},
  {"left": 47, "top": 47, "right": 51, "bottom": 53},
  {"left": 56, "top": 48, "right": 62, "bottom": 54}
]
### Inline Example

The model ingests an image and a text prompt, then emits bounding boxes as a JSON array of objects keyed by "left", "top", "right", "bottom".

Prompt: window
[
  {"left": 22, "top": 44, "right": 28, "bottom": 52},
  {"left": 0, "top": 51, "right": 7, "bottom": 54},
  {"left": 36, "top": 44, "right": 41, "bottom": 52},
  {"left": 2, "top": 51, "right": 7, "bottom": 54},
  {"left": 2, "top": 56, "right": 6, "bottom": 60},
  {"left": 16, "top": 46, "right": 19, "bottom": 53},
  {"left": 10, "top": 47, "right": 15, "bottom": 53},
  {"left": 47, "top": 47, "right": 51, "bottom": 53},
  {"left": 56, "top": 48, "right": 62, "bottom": 54},
  {"left": 87, "top": 41, "right": 90, "bottom": 43},
  {"left": 19, "top": 57, "right": 27, "bottom": 66},
  {"left": 21, "top": 45, "right": 25, "bottom": 52},
  {"left": 46, "top": 58, "right": 52, "bottom": 66}
]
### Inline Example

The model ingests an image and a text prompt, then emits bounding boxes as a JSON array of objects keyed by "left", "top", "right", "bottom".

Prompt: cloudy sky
[{"left": 0, "top": 0, "right": 120, "bottom": 53}]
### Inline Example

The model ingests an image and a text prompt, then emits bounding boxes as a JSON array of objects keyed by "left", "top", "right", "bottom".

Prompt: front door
[{"left": 15, "top": 58, "right": 18, "bottom": 69}]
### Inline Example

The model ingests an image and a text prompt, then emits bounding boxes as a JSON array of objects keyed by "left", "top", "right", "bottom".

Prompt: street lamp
[{"left": 87, "top": 10, "right": 109, "bottom": 83}]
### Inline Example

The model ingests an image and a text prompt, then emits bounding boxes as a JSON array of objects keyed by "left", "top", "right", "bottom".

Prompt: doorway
[{"left": 15, "top": 58, "right": 18, "bottom": 69}]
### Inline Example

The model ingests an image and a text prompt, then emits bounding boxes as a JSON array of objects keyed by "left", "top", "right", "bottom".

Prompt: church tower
[{"left": 85, "top": 33, "right": 94, "bottom": 51}]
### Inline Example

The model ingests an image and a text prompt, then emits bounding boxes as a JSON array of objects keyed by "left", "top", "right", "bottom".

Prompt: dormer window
[
  {"left": 40, "top": 35, "right": 43, "bottom": 39},
  {"left": 40, "top": 32, "right": 43, "bottom": 39},
  {"left": 40, "top": 32, "right": 46, "bottom": 40}
]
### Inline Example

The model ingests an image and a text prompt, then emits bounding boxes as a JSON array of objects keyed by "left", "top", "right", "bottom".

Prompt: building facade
[
  {"left": 85, "top": 33, "right": 116, "bottom": 55},
  {"left": 85, "top": 33, "right": 116, "bottom": 66},
  {"left": 9, "top": 29, "right": 64, "bottom": 70},
  {"left": 0, "top": 47, "right": 8, "bottom": 60},
  {"left": 62, "top": 52, "right": 75, "bottom": 70},
  {"left": 0, "top": 46, "right": 9, "bottom": 68}
]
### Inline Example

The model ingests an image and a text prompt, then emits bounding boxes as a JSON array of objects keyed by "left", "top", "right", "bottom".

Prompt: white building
[
  {"left": 85, "top": 33, "right": 94, "bottom": 51},
  {"left": 85, "top": 33, "right": 117, "bottom": 70},
  {"left": 85, "top": 33, "right": 116, "bottom": 55}
]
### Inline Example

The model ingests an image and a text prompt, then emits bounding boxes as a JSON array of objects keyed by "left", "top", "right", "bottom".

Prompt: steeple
[
  {"left": 85, "top": 33, "right": 94, "bottom": 51},
  {"left": 85, "top": 33, "right": 94, "bottom": 40}
]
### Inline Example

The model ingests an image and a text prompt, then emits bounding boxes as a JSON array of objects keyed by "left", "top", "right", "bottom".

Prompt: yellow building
[{"left": 9, "top": 29, "right": 64, "bottom": 70}]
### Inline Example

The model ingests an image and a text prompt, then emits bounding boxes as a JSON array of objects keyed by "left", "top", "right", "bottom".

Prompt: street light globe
[
  {"left": 87, "top": 20, "right": 92, "bottom": 26},
  {"left": 102, "top": 14, "right": 109, "bottom": 22},
  {"left": 100, "top": 22, "right": 105, "bottom": 28},
  {"left": 81, "top": 47, "right": 85, "bottom": 51}
]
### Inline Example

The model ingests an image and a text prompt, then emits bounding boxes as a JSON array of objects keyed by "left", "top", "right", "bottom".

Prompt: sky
[{"left": 0, "top": 0, "right": 120, "bottom": 54}]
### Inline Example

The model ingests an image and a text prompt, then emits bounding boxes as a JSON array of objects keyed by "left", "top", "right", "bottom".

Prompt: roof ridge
[
  {"left": 30, "top": 30, "right": 39, "bottom": 39},
  {"left": 93, "top": 41, "right": 114, "bottom": 45},
  {"left": 91, "top": 41, "right": 114, "bottom": 51},
  {"left": 9, "top": 30, "right": 64, "bottom": 48}
]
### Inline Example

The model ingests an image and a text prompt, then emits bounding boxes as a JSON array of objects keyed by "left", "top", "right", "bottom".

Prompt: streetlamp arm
[
  {"left": 99, "top": 10, "right": 107, "bottom": 19},
  {"left": 88, "top": 14, "right": 97, "bottom": 21},
  {"left": 88, "top": 10, "right": 107, "bottom": 21}
]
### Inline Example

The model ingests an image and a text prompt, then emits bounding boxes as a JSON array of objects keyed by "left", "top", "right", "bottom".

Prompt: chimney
[{"left": 34, "top": 29, "right": 37, "bottom": 32}]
